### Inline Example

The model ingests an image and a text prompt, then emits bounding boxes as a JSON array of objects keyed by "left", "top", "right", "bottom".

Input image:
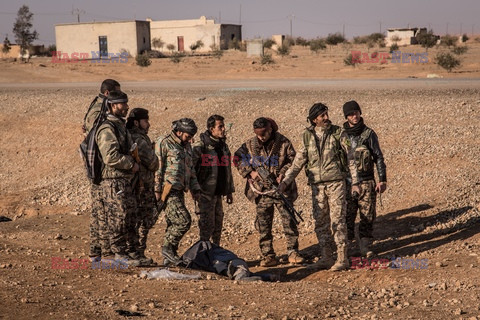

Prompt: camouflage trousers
[
  {"left": 131, "top": 183, "right": 160, "bottom": 254},
  {"left": 255, "top": 195, "right": 299, "bottom": 257},
  {"left": 197, "top": 194, "right": 224, "bottom": 246},
  {"left": 100, "top": 178, "right": 137, "bottom": 255},
  {"left": 311, "top": 180, "right": 348, "bottom": 251},
  {"left": 346, "top": 180, "right": 377, "bottom": 240},
  {"left": 163, "top": 190, "right": 191, "bottom": 250},
  {"left": 89, "top": 183, "right": 106, "bottom": 257}
]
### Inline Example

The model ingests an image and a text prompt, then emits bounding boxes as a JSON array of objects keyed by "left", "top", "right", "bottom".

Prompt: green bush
[
  {"left": 276, "top": 42, "right": 290, "bottom": 57},
  {"left": 462, "top": 34, "right": 469, "bottom": 42},
  {"left": 189, "top": 40, "right": 204, "bottom": 53},
  {"left": 170, "top": 52, "right": 185, "bottom": 64},
  {"left": 135, "top": 53, "right": 151, "bottom": 67},
  {"left": 263, "top": 39, "right": 275, "bottom": 49},
  {"left": 435, "top": 52, "right": 460, "bottom": 72},
  {"left": 389, "top": 43, "right": 399, "bottom": 53},
  {"left": 310, "top": 38, "right": 326, "bottom": 53},
  {"left": 326, "top": 32, "right": 346, "bottom": 46},
  {"left": 344, "top": 53, "right": 359, "bottom": 67},
  {"left": 452, "top": 46, "right": 468, "bottom": 55},
  {"left": 416, "top": 29, "right": 437, "bottom": 51},
  {"left": 261, "top": 53, "right": 274, "bottom": 65},
  {"left": 166, "top": 44, "right": 175, "bottom": 52},
  {"left": 295, "top": 37, "right": 309, "bottom": 46}
]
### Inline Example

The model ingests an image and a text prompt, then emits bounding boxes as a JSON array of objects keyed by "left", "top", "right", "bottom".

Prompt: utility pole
[
  {"left": 460, "top": 23, "right": 462, "bottom": 35},
  {"left": 219, "top": 11, "right": 221, "bottom": 23},
  {"left": 343, "top": 23, "right": 345, "bottom": 38},
  {"left": 446, "top": 22, "right": 449, "bottom": 35},
  {"left": 72, "top": 8, "right": 85, "bottom": 23},
  {"left": 379, "top": 21, "right": 382, "bottom": 34},
  {"left": 239, "top": 4, "right": 242, "bottom": 25},
  {"left": 289, "top": 14, "right": 294, "bottom": 38},
  {"left": 472, "top": 24, "right": 475, "bottom": 36}
]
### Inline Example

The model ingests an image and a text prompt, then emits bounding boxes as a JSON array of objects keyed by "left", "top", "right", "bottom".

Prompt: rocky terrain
[{"left": 0, "top": 80, "right": 479, "bottom": 319}]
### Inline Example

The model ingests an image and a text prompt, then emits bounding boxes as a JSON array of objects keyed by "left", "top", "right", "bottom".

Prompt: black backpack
[{"left": 79, "top": 96, "right": 109, "bottom": 185}]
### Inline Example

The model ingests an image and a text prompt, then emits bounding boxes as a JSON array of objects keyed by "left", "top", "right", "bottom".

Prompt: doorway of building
[
  {"left": 177, "top": 36, "right": 184, "bottom": 52},
  {"left": 99, "top": 36, "right": 108, "bottom": 57}
]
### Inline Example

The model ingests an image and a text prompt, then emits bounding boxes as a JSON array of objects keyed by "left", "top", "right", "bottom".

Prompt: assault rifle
[{"left": 251, "top": 165, "right": 304, "bottom": 225}]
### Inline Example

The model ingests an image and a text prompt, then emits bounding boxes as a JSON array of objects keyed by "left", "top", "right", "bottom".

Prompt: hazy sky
[{"left": 1, "top": 0, "right": 478, "bottom": 45}]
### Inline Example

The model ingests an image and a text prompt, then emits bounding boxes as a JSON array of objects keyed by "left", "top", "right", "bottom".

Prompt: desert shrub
[
  {"left": 367, "top": 40, "right": 375, "bottom": 51},
  {"left": 344, "top": 53, "right": 359, "bottom": 67},
  {"left": 440, "top": 35, "right": 457, "bottom": 47},
  {"left": 151, "top": 37, "right": 165, "bottom": 50},
  {"left": 135, "top": 53, "right": 151, "bottom": 67},
  {"left": 170, "top": 52, "right": 185, "bottom": 64},
  {"left": 295, "top": 37, "right": 309, "bottom": 46},
  {"left": 452, "top": 46, "right": 468, "bottom": 55},
  {"left": 368, "top": 33, "right": 385, "bottom": 43},
  {"left": 326, "top": 32, "right": 346, "bottom": 46},
  {"left": 147, "top": 50, "right": 166, "bottom": 58},
  {"left": 389, "top": 43, "right": 399, "bottom": 53},
  {"left": 378, "top": 39, "right": 386, "bottom": 48},
  {"left": 390, "top": 35, "right": 401, "bottom": 42},
  {"left": 210, "top": 46, "right": 223, "bottom": 59},
  {"left": 416, "top": 29, "right": 437, "bottom": 51},
  {"left": 166, "top": 44, "right": 175, "bottom": 52},
  {"left": 45, "top": 44, "right": 56, "bottom": 56},
  {"left": 261, "top": 53, "right": 274, "bottom": 65},
  {"left": 353, "top": 35, "right": 369, "bottom": 44},
  {"left": 462, "top": 34, "right": 469, "bottom": 42},
  {"left": 435, "top": 52, "right": 460, "bottom": 72},
  {"left": 276, "top": 42, "right": 290, "bottom": 57},
  {"left": 310, "top": 38, "right": 326, "bottom": 53},
  {"left": 284, "top": 36, "right": 295, "bottom": 46},
  {"left": 189, "top": 40, "right": 204, "bottom": 54},
  {"left": 263, "top": 39, "right": 275, "bottom": 49}
]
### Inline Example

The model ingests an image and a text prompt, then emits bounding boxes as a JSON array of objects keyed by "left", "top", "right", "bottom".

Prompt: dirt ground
[{"left": 0, "top": 42, "right": 480, "bottom": 320}]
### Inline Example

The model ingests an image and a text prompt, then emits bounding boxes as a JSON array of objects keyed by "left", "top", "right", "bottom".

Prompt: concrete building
[
  {"left": 386, "top": 28, "right": 427, "bottom": 46},
  {"left": 55, "top": 20, "right": 150, "bottom": 59},
  {"left": 149, "top": 16, "right": 241, "bottom": 52}
]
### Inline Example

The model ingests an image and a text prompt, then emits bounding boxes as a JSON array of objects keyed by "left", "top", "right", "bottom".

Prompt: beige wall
[
  {"left": 150, "top": 17, "right": 220, "bottom": 52},
  {"left": 386, "top": 30, "right": 416, "bottom": 46},
  {"left": 55, "top": 21, "right": 150, "bottom": 59},
  {"left": 150, "top": 16, "right": 241, "bottom": 52}
]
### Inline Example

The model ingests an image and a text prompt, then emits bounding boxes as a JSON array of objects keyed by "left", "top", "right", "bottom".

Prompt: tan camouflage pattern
[
  {"left": 99, "top": 178, "right": 137, "bottom": 255},
  {"left": 311, "top": 180, "right": 348, "bottom": 251},
  {"left": 255, "top": 196, "right": 300, "bottom": 257},
  {"left": 154, "top": 132, "right": 200, "bottom": 193},
  {"left": 89, "top": 183, "right": 104, "bottom": 256},
  {"left": 346, "top": 180, "right": 377, "bottom": 240},
  {"left": 163, "top": 190, "right": 192, "bottom": 250},
  {"left": 84, "top": 96, "right": 103, "bottom": 135}
]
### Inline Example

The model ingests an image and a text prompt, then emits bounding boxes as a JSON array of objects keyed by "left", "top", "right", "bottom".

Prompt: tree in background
[
  {"left": 152, "top": 37, "right": 165, "bottom": 50},
  {"left": 2, "top": 36, "right": 12, "bottom": 54},
  {"left": 416, "top": 29, "right": 437, "bottom": 51},
  {"left": 13, "top": 5, "right": 38, "bottom": 59}
]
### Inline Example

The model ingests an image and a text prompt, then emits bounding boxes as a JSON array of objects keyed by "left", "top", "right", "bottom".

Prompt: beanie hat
[
  {"left": 343, "top": 100, "right": 362, "bottom": 118},
  {"left": 127, "top": 108, "right": 149, "bottom": 121}
]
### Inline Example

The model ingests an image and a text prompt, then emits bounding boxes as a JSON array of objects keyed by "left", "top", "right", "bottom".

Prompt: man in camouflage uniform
[
  {"left": 155, "top": 118, "right": 201, "bottom": 265},
  {"left": 192, "top": 115, "right": 234, "bottom": 246},
  {"left": 126, "top": 108, "right": 160, "bottom": 266},
  {"left": 340, "top": 101, "right": 387, "bottom": 258},
  {"left": 96, "top": 91, "right": 140, "bottom": 266},
  {"left": 235, "top": 117, "right": 304, "bottom": 267},
  {"left": 279, "top": 103, "right": 356, "bottom": 271},
  {"left": 83, "top": 79, "right": 120, "bottom": 261}
]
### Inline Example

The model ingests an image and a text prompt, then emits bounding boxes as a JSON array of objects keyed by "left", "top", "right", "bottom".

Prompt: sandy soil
[{"left": 0, "top": 41, "right": 479, "bottom": 320}]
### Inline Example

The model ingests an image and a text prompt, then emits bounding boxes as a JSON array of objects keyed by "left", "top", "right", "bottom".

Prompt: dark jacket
[{"left": 340, "top": 123, "right": 387, "bottom": 183}]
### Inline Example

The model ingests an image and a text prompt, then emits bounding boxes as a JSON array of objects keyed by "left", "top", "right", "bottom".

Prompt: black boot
[{"left": 162, "top": 244, "right": 179, "bottom": 264}]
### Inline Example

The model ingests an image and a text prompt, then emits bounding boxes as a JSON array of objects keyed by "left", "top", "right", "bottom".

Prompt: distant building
[
  {"left": 0, "top": 44, "right": 45, "bottom": 59},
  {"left": 149, "top": 16, "right": 241, "bottom": 52},
  {"left": 55, "top": 20, "right": 151, "bottom": 59},
  {"left": 386, "top": 28, "right": 427, "bottom": 46}
]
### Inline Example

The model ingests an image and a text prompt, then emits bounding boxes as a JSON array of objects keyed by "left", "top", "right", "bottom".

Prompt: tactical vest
[{"left": 352, "top": 128, "right": 373, "bottom": 173}]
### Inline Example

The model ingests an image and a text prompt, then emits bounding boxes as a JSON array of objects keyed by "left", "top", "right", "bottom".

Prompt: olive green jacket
[{"left": 128, "top": 126, "right": 159, "bottom": 186}]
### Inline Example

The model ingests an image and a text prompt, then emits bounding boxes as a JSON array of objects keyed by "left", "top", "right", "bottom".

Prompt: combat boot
[
  {"left": 114, "top": 253, "right": 141, "bottom": 267},
  {"left": 347, "top": 239, "right": 360, "bottom": 257},
  {"left": 359, "top": 237, "right": 374, "bottom": 258},
  {"left": 288, "top": 251, "right": 305, "bottom": 264},
  {"left": 330, "top": 245, "right": 350, "bottom": 271},
  {"left": 308, "top": 246, "right": 334, "bottom": 270},
  {"left": 260, "top": 255, "right": 278, "bottom": 267},
  {"left": 130, "top": 251, "right": 155, "bottom": 267},
  {"left": 162, "top": 244, "right": 180, "bottom": 265}
]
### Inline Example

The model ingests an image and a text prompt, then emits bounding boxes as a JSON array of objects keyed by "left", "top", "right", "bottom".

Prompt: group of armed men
[{"left": 84, "top": 79, "right": 387, "bottom": 272}]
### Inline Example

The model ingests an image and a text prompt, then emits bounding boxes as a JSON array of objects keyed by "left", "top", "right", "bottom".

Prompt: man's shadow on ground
[{"left": 277, "top": 204, "right": 479, "bottom": 281}]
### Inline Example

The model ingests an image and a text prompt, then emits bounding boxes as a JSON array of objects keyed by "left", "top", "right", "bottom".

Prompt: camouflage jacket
[
  {"left": 192, "top": 132, "right": 235, "bottom": 196},
  {"left": 96, "top": 114, "right": 135, "bottom": 180},
  {"left": 234, "top": 131, "right": 298, "bottom": 202},
  {"left": 154, "top": 132, "right": 201, "bottom": 193},
  {"left": 283, "top": 124, "right": 355, "bottom": 186},
  {"left": 128, "top": 126, "right": 159, "bottom": 186},
  {"left": 84, "top": 94, "right": 106, "bottom": 135}
]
